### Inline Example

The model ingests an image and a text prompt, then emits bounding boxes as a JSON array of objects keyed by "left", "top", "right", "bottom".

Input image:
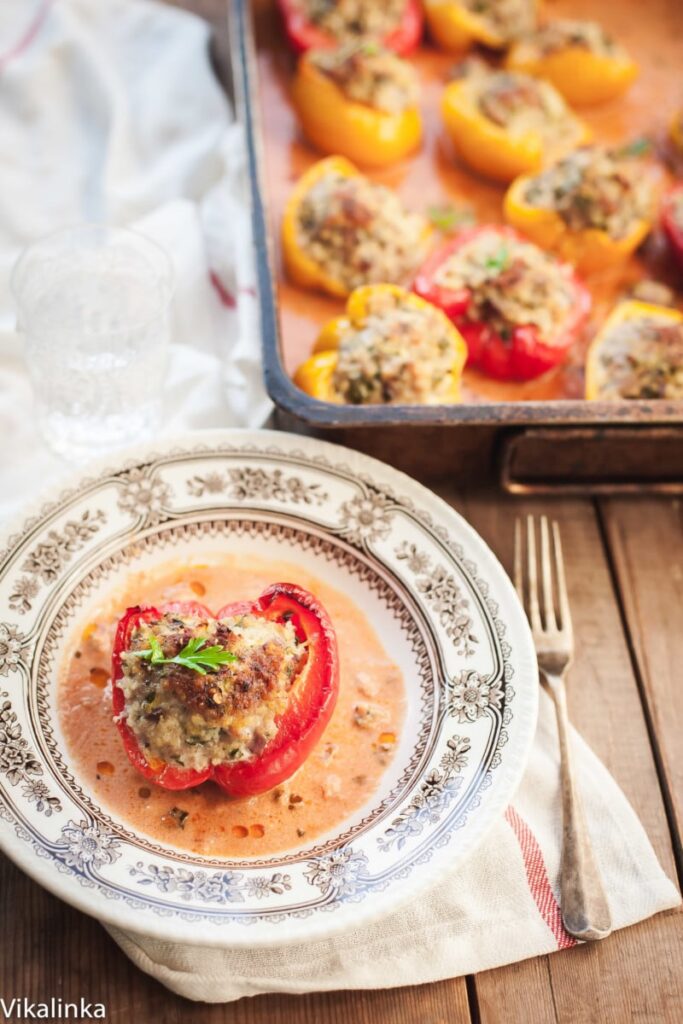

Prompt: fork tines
[{"left": 514, "top": 515, "right": 572, "bottom": 644}]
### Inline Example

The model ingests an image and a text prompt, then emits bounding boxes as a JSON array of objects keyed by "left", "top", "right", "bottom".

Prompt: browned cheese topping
[
  {"left": 299, "top": 0, "right": 405, "bottom": 43},
  {"left": 461, "top": 0, "right": 537, "bottom": 41},
  {"left": 119, "top": 613, "right": 304, "bottom": 771},
  {"left": 333, "top": 289, "right": 459, "bottom": 404},
  {"left": 297, "top": 170, "right": 430, "bottom": 291},
  {"left": 309, "top": 43, "right": 419, "bottom": 113},
  {"left": 435, "top": 229, "right": 575, "bottom": 343},
  {"left": 596, "top": 316, "right": 683, "bottom": 400},
  {"left": 524, "top": 145, "right": 655, "bottom": 240}
]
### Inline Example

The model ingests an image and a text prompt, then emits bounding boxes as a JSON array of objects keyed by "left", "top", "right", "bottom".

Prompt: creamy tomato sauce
[{"left": 58, "top": 555, "right": 406, "bottom": 858}]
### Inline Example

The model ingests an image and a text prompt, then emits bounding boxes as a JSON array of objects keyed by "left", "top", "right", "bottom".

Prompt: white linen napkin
[
  {"left": 106, "top": 688, "right": 680, "bottom": 1002},
  {"left": 0, "top": 0, "right": 270, "bottom": 523}
]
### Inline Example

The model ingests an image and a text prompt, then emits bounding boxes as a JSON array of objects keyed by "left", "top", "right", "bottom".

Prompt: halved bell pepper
[
  {"left": 111, "top": 583, "right": 340, "bottom": 797},
  {"left": 424, "top": 0, "right": 538, "bottom": 52},
  {"left": 662, "top": 186, "right": 683, "bottom": 274},
  {"left": 290, "top": 53, "right": 422, "bottom": 168},
  {"left": 441, "top": 76, "right": 591, "bottom": 183},
  {"left": 413, "top": 226, "right": 592, "bottom": 381},
  {"left": 294, "top": 283, "right": 468, "bottom": 403},
  {"left": 282, "top": 155, "right": 432, "bottom": 297},
  {"left": 282, "top": 156, "right": 359, "bottom": 298},
  {"left": 503, "top": 171, "right": 653, "bottom": 275},
  {"left": 277, "top": 0, "right": 423, "bottom": 55},
  {"left": 585, "top": 300, "right": 683, "bottom": 400},
  {"left": 505, "top": 33, "right": 638, "bottom": 106}
]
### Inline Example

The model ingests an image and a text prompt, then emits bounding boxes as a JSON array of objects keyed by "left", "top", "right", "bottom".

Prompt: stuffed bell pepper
[
  {"left": 112, "top": 584, "right": 339, "bottom": 797},
  {"left": 585, "top": 300, "right": 683, "bottom": 401},
  {"left": 291, "top": 43, "right": 422, "bottom": 167},
  {"left": 504, "top": 145, "right": 657, "bottom": 274},
  {"left": 414, "top": 225, "right": 591, "bottom": 380},
  {"left": 441, "top": 62, "right": 590, "bottom": 183},
  {"left": 424, "top": 0, "right": 538, "bottom": 52},
  {"left": 282, "top": 155, "right": 431, "bottom": 297},
  {"left": 278, "top": 0, "right": 423, "bottom": 55},
  {"left": 662, "top": 185, "right": 683, "bottom": 274},
  {"left": 505, "top": 19, "right": 638, "bottom": 106},
  {"left": 294, "top": 283, "right": 468, "bottom": 404}
]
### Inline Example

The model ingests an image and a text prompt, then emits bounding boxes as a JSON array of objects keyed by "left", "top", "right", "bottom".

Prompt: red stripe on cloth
[
  {"left": 209, "top": 271, "right": 236, "bottom": 308},
  {"left": 0, "top": 0, "right": 54, "bottom": 73},
  {"left": 505, "top": 805, "right": 577, "bottom": 950}
]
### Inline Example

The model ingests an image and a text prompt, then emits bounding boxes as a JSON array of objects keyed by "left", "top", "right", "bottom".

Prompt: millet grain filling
[
  {"left": 333, "top": 289, "right": 459, "bottom": 404},
  {"left": 309, "top": 44, "right": 419, "bottom": 113},
  {"left": 299, "top": 0, "right": 405, "bottom": 43},
  {"left": 435, "top": 230, "right": 575, "bottom": 342},
  {"left": 119, "top": 613, "right": 304, "bottom": 772},
  {"left": 596, "top": 317, "right": 683, "bottom": 400},
  {"left": 524, "top": 146, "right": 654, "bottom": 240},
  {"left": 297, "top": 171, "right": 429, "bottom": 291}
]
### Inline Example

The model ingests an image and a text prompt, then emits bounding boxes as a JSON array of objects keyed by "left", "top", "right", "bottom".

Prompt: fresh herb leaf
[
  {"left": 133, "top": 635, "right": 238, "bottom": 675},
  {"left": 616, "top": 136, "right": 652, "bottom": 158},
  {"left": 427, "top": 203, "right": 476, "bottom": 234},
  {"left": 484, "top": 244, "right": 510, "bottom": 273}
]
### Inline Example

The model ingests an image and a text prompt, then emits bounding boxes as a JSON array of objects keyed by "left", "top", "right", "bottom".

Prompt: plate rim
[{"left": 0, "top": 428, "right": 538, "bottom": 947}]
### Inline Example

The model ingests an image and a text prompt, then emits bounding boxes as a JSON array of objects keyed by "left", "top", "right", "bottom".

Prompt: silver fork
[{"left": 515, "top": 515, "right": 612, "bottom": 942}]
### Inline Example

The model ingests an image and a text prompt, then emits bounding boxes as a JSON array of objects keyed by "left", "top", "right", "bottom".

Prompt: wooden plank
[
  {"left": 599, "top": 496, "right": 683, "bottom": 868},
  {"left": 450, "top": 490, "right": 682, "bottom": 1024}
]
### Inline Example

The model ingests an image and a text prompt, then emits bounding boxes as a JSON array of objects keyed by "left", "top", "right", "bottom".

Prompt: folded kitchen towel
[
  {"left": 0, "top": 0, "right": 270, "bottom": 523},
  {"left": 105, "top": 688, "right": 680, "bottom": 1002}
]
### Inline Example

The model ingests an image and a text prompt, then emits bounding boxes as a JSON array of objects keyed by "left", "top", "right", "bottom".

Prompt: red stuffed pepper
[
  {"left": 277, "top": 0, "right": 423, "bottom": 55},
  {"left": 111, "top": 583, "right": 339, "bottom": 798},
  {"left": 413, "top": 225, "right": 591, "bottom": 381},
  {"left": 662, "top": 185, "right": 683, "bottom": 274}
]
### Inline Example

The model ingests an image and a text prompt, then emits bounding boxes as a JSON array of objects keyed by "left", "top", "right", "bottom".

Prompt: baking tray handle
[{"left": 499, "top": 427, "right": 683, "bottom": 495}]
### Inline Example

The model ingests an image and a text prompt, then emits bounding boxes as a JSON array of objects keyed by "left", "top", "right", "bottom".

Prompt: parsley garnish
[
  {"left": 427, "top": 203, "right": 476, "bottom": 234},
  {"left": 615, "top": 136, "right": 652, "bottom": 158},
  {"left": 132, "top": 634, "right": 237, "bottom": 675},
  {"left": 484, "top": 244, "right": 510, "bottom": 273}
]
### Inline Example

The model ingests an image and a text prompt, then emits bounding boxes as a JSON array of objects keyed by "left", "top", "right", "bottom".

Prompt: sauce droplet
[
  {"left": 96, "top": 761, "right": 114, "bottom": 775},
  {"left": 249, "top": 824, "right": 265, "bottom": 838},
  {"left": 190, "top": 581, "right": 206, "bottom": 596},
  {"left": 138, "top": 787, "right": 151, "bottom": 799},
  {"left": 232, "top": 825, "right": 248, "bottom": 839},
  {"left": 89, "top": 667, "right": 109, "bottom": 688}
]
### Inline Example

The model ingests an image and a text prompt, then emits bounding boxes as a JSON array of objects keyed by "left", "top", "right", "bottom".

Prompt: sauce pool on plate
[{"left": 58, "top": 554, "right": 406, "bottom": 857}]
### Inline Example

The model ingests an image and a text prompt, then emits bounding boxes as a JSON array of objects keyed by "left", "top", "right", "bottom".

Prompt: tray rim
[{"left": 231, "top": 0, "right": 683, "bottom": 431}]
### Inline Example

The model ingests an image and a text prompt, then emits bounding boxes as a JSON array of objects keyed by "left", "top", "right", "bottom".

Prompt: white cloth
[
  {"left": 105, "top": 689, "right": 680, "bottom": 1002},
  {"left": 0, "top": 0, "right": 270, "bottom": 523}
]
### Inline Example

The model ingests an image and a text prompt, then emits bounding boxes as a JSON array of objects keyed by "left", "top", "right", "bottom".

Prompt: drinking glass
[{"left": 11, "top": 224, "right": 174, "bottom": 462}]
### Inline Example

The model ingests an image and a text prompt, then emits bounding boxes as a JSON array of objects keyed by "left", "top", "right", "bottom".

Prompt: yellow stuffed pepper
[
  {"left": 282, "top": 156, "right": 431, "bottom": 298},
  {"left": 506, "top": 19, "right": 638, "bottom": 106},
  {"left": 425, "top": 0, "right": 538, "bottom": 52},
  {"left": 585, "top": 300, "right": 683, "bottom": 401},
  {"left": 441, "top": 63, "right": 590, "bottom": 183},
  {"left": 291, "top": 45, "right": 422, "bottom": 168},
  {"left": 504, "top": 144, "right": 656, "bottom": 274},
  {"left": 294, "top": 284, "right": 467, "bottom": 405}
]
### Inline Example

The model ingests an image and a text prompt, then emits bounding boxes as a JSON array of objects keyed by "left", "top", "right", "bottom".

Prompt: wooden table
[{"left": 2, "top": 4, "right": 682, "bottom": 1022}]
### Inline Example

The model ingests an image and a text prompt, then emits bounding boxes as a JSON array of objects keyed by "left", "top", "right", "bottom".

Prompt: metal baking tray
[{"left": 229, "top": 0, "right": 683, "bottom": 489}]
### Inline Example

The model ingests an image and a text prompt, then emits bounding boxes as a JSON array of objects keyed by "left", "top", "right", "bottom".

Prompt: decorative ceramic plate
[{"left": 0, "top": 431, "right": 537, "bottom": 946}]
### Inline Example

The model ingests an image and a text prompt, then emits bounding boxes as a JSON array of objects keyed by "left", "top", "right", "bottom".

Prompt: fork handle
[{"left": 544, "top": 672, "right": 613, "bottom": 942}]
